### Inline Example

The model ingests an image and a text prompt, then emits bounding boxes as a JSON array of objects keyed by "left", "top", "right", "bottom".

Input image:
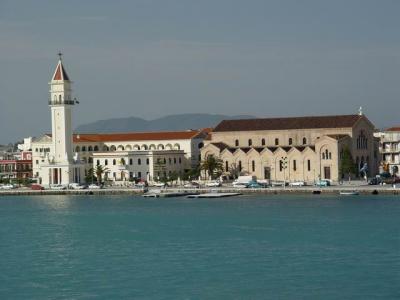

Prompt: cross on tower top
[{"left": 58, "top": 52, "right": 63, "bottom": 61}]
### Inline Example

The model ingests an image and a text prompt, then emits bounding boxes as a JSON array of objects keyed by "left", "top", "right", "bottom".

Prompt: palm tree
[
  {"left": 200, "top": 155, "right": 223, "bottom": 180},
  {"left": 94, "top": 165, "right": 109, "bottom": 185}
]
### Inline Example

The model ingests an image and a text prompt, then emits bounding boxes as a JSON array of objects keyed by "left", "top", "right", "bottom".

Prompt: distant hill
[{"left": 75, "top": 114, "right": 255, "bottom": 133}]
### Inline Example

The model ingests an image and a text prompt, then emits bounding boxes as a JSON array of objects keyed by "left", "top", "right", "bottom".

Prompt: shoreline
[{"left": 0, "top": 186, "right": 399, "bottom": 196}]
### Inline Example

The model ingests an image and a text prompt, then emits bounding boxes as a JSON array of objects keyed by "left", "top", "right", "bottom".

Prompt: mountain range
[{"left": 75, "top": 114, "right": 255, "bottom": 133}]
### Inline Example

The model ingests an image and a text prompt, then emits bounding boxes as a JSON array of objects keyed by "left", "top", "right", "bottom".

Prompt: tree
[
  {"left": 94, "top": 165, "right": 109, "bottom": 184},
  {"left": 339, "top": 146, "right": 356, "bottom": 181},
  {"left": 200, "top": 155, "right": 223, "bottom": 180},
  {"left": 228, "top": 163, "right": 241, "bottom": 179},
  {"left": 85, "top": 168, "right": 96, "bottom": 184}
]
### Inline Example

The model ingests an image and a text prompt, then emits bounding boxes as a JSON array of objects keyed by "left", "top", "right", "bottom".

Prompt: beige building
[{"left": 201, "top": 114, "right": 378, "bottom": 183}]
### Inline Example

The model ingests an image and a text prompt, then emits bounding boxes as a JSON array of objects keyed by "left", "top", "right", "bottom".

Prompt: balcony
[
  {"left": 381, "top": 148, "right": 400, "bottom": 154},
  {"left": 48, "top": 100, "right": 75, "bottom": 106}
]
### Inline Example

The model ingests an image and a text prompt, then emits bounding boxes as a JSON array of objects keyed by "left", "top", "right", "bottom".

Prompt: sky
[{"left": 0, "top": 0, "right": 399, "bottom": 143}]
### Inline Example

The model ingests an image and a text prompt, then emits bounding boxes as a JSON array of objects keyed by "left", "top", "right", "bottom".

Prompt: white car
[
  {"left": 50, "top": 184, "right": 67, "bottom": 190},
  {"left": 205, "top": 181, "right": 221, "bottom": 187},
  {"left": 153, "top": 182, "right": 166, "bottom": 188},
  {"left": 69, "top": 183, "right": 86, "bottom": 189},
  {"left": 289, "top": 181, "right": 305, "bottom": 187},
  {"left": 88, "top": 184, "right": 101, "bottom": 189},
  {"left": 232, "top": 181, "right": 248, "bottom": 188},
  {"left": 0, "top": 184, "right": 14, "bottom": 190}
]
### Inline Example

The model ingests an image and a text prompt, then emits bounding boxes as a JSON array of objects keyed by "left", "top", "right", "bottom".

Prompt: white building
[
  {"left": 32, "top": 56, "right": 208, "bottom": 185},
  {"left": 375, "top": 127, "right": 400, "bottom": 175}
]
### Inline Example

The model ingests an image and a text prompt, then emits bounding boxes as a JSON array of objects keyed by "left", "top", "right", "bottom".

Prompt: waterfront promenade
[{"left": 1, "top": 184, "right": 399, "bottom": 196}]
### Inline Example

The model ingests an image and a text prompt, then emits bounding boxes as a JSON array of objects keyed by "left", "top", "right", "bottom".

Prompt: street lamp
[{"left": 281, "top": 156, "right": 288, "bottom": 188}]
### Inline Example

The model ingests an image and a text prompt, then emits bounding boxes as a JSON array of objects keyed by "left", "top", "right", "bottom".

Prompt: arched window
[
  {"left": 325, "top": 149, "right": 329, "bottom": 160},
  {"left": 59, "top": 95, "right": 62, "bottom": 102},
  {"left": 138, "top": 158, "right": 141, "bottom": 165},
  {"left": 103, "top": 145, "right": 109, "bottom": 151},
  {"left": 238, "top": 160, "right": 242, "bottom": 171},
  {"left": 121, "top": 158, "right": 125, "bottom": 165},
  {"left": 169, "top": 158, "right": 172, "bottom": 164},
  {"left": 289, "top": 138, "right": 293, "bottom": 145},
  {"left": 113, "top": 159, "right": 116, "bottom": 165},
  {"left": 248, "top": 139, "right": 252, "bottom": 146},
  {"left": 163, "top": 158, "right": 166, "bottom": 164},
  {"left": 235, "top": 139, "right": 239, "bottom": 147},
  {"left": 303, "top": 137, "right": 307, "bottom": 145},
  {"left": 94, "top": 146, "right": 99, "bottom": 151},
  {"left": 75, "top": 146, "right": 80, "bottom": 152},
  {"left": 105, "top": 159, "right": 108, "bottom": 166},
  {"left": 179, "top": 157, "right": 182, "bottom": 164},
  {"left": 261, "top": 138, "right": 266, "bottom": 146},
  {"left": 322, "top": 153, "right": 325, "bottom": 159},
  {"left": 198, "top": 142, "right": 204, "bottom": 149},
  {"left": 82, "top": 146, "right": 86, "bottom": 152},
  {"left": 225, "top": 161, "right": 229, "bottom": 172},
  {"left": 88, "top": 157, "right": 93, "bottom": 163},
  {"left": 275, "top": 138, "right": 279, "bottom": 146},
  {"left": 88, "top": 146, "right": 93, "bottom": 151},
  {"left": 293, "top": 160, "right": 297, "bottom": 171},
  {"left": 146, "top": 158, "right": 149, "bottom": 165},
  {"left": 96, "top": 160, "right": 100, "bottom": 166},
  {"left": 328, "top": 152, "right": 332, "bottom": 159},
  {"left": 110, "top": 145, "right": 116, "bottom": 151},
  {"left": 252, "top": 160, "right": 255, "bottom": 172}
]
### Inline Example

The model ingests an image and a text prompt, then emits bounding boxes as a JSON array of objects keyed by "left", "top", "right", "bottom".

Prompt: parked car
[
  {"left": 184, "top": 182, "right": 200, "bottom": 188},
  {"left": 69, "top": 183, "right": 86, "bottom": 189},
  {"left": 271, "top": 181, "right": 286, "bottom": 187},
  {"left": 88, "top": 184, "right": 101, "bottom": 189},
  {"left": 382, "top": 177, "right": 400, "bottom": 185},
  {"left": 205, "top": 181, "right": 221, "bottom": 187},
  {"left": 289, "top": 181, "right": 305, "bottom": 187},
  {"left": 153, "top": 182, "right": 167, "bottom": 188},
  {"left": 31, "top": 184, "right": 45, "bottom": 190},
  {"left": 232, "top": 181, "right": 249, "bottom": 188},
  {"left": 0, "top": 184, "right": 15, "bottom": 190},
  {"left": 368, "top": 177, "right": 382, "bottom": 185},
  {"left": 246, "top": 181, "right": 264, "bottom": 188},
  {"left": 50, "top": 184, "right": 67, "bottom": 190},
  {"left": 315, "top": 179, "right": 330, "bottom": 187}
]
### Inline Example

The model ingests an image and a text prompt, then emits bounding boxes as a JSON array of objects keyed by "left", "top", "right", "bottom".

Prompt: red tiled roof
[
  {"left": 386, "top": 127, "right": 400, "bottom": 132},
  {"left": 214, "top": 115, "right": 363, "bottom": 132},
  {"left": 71, "top": 130, "right": 204, "bottom": 143},
  {"left": 52, "top": 61, "right": 70, "bottom": 81}
]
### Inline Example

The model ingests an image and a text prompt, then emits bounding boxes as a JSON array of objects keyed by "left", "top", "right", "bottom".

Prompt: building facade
[
  {"left": 0, "top": 151, "right": 32, "bottom": 180},
  {"left": 31, "top": 56, "right": 208, "bottom": 185},
  {"left": 201, "top": 114, "right": 378, "bottom": 183},
  {"left": 32, "top": 130, "right": 207, "bottom": 184},
  {"left": 375, "top": 127, "right": 400, "bottom": 175}
]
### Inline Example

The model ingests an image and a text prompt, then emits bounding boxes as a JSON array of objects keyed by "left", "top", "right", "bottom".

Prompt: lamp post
[{"left": 281, "top": 156, "right": 288, "bottom": 188}]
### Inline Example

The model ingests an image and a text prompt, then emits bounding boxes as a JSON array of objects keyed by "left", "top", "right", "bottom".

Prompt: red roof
[
  {"left": 71, "top": 130, "right": 205, "bottom": 143},
  {"left": 52, "top": 61, "right": 70, "bottom": 81},
  {"left": 214, "top": 115, "right": 364, "bottom": 132},
  {"left": 386, "top": 127, "right": 400, "bottom": 132}
]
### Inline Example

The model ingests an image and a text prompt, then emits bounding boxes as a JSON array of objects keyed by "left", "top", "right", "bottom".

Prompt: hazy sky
[{"left": 0, "top": 0, "right": 399, "bottom": 143}]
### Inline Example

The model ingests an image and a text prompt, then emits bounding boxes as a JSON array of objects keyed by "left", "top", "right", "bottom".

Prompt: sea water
[{"left": 0, "top": 194, "right": 399, "bottom": 299}]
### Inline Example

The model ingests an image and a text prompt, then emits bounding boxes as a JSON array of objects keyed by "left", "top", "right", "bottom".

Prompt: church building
[{"left": 201, "top": 113, "right": 379, "bottom": 183}]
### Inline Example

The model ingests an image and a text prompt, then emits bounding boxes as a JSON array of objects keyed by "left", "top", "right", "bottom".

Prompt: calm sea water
[{"left": 0, "top": 194, "right": 399, "bottom": 299}]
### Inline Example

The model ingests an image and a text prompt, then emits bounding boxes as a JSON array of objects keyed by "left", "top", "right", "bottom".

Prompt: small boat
[
  {"left": 187, "top": 192, "right": 241, "bottom": 198},
  {"left": 339, "top": 190, "right": 359, "bottom": 196}
]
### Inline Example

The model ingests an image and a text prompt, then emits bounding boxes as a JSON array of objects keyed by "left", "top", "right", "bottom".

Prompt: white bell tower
[
  {"left": 49, "top": 52, "right": 74, "bottom": 163},
  {"left": 39, "top": 53, "right": 84, "bottom": 186}
]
